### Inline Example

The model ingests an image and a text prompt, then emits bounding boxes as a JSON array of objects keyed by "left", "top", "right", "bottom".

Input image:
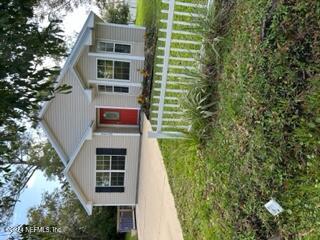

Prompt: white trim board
[
  {"left": 93, "top": 204, "right": 136, "bottom": 207},
  {"left": 62, "top": 120, "right": 95, "bottom": 215},
  {"left": 93, "top": 132, "right": 140, "bottom": 137},
  {"left": 39, "top": 120, "right": 69, "bottom": 166},
  {"left": 89, "top": 80, "right": 142, "bottom": 87},
  {"left": 65, "top": 172, "right": 92, "bottom": 215},
  {"left": 90, "top": 52, "right": 145, "bottom": 61},
  {"left": 95, "top": 106, "right": 140, "bottom": 110},
  {"left": 96, "top": 22, "right": 146, "bottom": 30},
  {"left": 65, "top": 120, "right": 95, "bottom": 173}
]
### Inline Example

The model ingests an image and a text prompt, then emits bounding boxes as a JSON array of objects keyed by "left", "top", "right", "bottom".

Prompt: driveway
[{"left": 135, "top": 116, "right": 184, "bottom": 240}]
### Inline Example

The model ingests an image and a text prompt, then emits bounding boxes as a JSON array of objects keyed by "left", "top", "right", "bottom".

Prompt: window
[
  {"left": 97, "top": 60, "right": 113, "bottom": 79},
  {"left": 114, "top": 61, "right": 130, "bottom": 80},
  {"left": 98, "top": 85, "right": 129, "bottom": 94},
  {"left": 98, "top": 42, "right": 114, "bottom": 52},
  {"left": 115, "top": 44, "right": 131, "bottom": 54},
  {"left": 97, "top": 41, "right": 131, "bottom": 54},
  {"left": 114, "top": 86, "right": 129, "bottom": 93},
  {"left": 96, "top": 148, "right": 126, "bottom": 193},
  {"left": 97, "top": 59, "right": 130, "bottom": 80},
  {"left": 98, "top": 85, "right": 113, "bottom": 92},
  {"left": 103, "top": 111, "right": 120, "bottom": 120}
]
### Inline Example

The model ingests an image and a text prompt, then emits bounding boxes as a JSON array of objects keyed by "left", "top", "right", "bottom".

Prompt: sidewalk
[{"left": 135, "top": 117, "right": 184, "bottom": 240}]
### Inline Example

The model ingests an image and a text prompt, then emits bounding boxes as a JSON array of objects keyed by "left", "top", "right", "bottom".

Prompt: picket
[{"left": 149, "top": 0, "right": 207, "bottom": 138}]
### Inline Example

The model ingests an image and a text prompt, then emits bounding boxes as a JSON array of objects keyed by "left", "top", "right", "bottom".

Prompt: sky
[{"left": 0, "top": 4, "right": 99, "bottom": 240}]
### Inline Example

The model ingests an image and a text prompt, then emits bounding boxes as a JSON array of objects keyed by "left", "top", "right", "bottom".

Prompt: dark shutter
[
  {"left": 95, "top": 187, "right": 125, "bottom": 193},
  {"left": 96, "top": 148, "right": 127, "bottom": 155}
]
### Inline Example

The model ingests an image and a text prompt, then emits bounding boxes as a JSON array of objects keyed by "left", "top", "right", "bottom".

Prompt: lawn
[
  {"left": 125, "top": 232, "right": 138, "bottom": 240},
  {"left": 135, "top": 0, "right": 161, "bottom": 27},
  {"left": 137, "top": 0, "right": 320, "bottom": 239}
]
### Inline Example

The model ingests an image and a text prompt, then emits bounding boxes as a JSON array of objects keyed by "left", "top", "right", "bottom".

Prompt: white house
[{"left": 39, "top": 12, "right": 145, "bottom": 232}]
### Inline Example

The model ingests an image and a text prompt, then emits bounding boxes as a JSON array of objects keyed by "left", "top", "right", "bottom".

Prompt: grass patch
[
  {"left": 137, "top": 0, "right": 320, "bottom": 238},
  {"left": 158, "top": 0, "right": 320, "bottom": 239},
  {"left": 124, "top": 232, "right": 138, "bottom": 240},
  {"left": 135, "top": 0, "right": 161, "bottom": 116},
  {"left": 136, "top": 0, "right": 160, "bottom": 27},
  {"left": 149, "top": 0, "right": 207, "bottom": 132}
]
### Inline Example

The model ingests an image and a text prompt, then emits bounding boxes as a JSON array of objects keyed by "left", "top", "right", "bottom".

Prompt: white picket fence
[{"left": 149, "top": 0, "right": 210, "bottom": 138}]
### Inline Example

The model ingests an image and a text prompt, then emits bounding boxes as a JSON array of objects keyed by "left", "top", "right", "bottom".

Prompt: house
[{"left": 39, "top": 12, "right": 145, "bottom": 232}]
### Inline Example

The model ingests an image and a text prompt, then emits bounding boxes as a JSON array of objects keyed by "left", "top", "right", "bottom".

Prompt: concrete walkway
[{"left": 136, "top": 117, "right": 184, "bottom": 240}]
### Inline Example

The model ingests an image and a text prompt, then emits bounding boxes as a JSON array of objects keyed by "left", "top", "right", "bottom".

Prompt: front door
[{"left": 99, "top": 108, "right": 139, "bottom": 125}]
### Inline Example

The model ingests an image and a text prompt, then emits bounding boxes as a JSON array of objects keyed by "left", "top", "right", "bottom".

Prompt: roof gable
[
  {"left": 39, "top": 11, "right": 102, "bottom": 118},
  {"left": 39, "top": 11, "right": 103, "bottom": 215}
]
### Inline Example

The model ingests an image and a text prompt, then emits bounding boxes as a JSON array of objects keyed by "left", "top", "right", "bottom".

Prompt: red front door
[{"left": 99, "top": 108, "right": 139, "bottom": 125}]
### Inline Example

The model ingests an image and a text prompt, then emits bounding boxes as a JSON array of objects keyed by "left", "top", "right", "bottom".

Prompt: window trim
[
  {"left": 96, "top": 58, "right": 131, "bottom": 81},
  {"left": 97, "top": 40, "right": 132, "bottom": 54},
  {"left": 95, "top": 153, "right": 126, "bottom": 189}
]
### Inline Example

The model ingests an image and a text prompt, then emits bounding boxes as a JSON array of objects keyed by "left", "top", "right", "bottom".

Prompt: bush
[{"left": 103, "top": 4, "right": 130, "bottom": 24}]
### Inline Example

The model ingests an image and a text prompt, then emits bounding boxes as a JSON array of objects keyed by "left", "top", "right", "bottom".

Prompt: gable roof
[
  {"left": 39, "top": 11, "right": 103, "bottom": 215},
  {"left": 39, "top": 11, "right": 102, "bottom": 119}
]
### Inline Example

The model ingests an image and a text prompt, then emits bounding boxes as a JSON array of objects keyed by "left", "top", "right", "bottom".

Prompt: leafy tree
[
  {"left": 19, "top": 187, "right": 122, "bottom": 240},
  {"left": 0, "top": 0, "right": 70, "bottom": 157},
  {"left": 0, "top": 0, "right": 71, "bottom": 226},
  {"left": 102, "top": 4, "right": 130, "bottom": 24},
  {"left": 0, "top": 0, "right": 122, "bottom": 230},
  {"left": 0, "top": 136, "right": 64, "bottom": 227},
  {"left": 36, "top": 0, "right": 94, "bottom": 19}
]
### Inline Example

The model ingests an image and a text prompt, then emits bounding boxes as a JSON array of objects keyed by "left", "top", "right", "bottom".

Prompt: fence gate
[{"left": 148, "top": 0, "right": 210, "bottom": 138}]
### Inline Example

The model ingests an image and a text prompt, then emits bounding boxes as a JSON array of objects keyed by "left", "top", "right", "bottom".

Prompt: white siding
[
  {"left": 96, "top": 24, "right": 145, "bottom": 47},
  {"left": 76, "top": 46, "right": 144, "bottom": 84},
  {"left": 43, "top": 70, "right": 91, "bottom": 157},
  {"left": 43, "top": 69, "right": 140, "bottom": 158},
  {"left": 42, "top": 17, "right": 144, "bottom": 208},
  {"left": 70, "top": 135, "right": 140, "bottom": 205}
]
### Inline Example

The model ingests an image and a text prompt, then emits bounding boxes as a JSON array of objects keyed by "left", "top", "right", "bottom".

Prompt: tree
[
  {"left": 18, "top": 187, "right": 122, "bottom": 240},
  {"left": 0, "top": 0, "right": 73, "bottom": 156},
  {"left": 0, "top": 0, "right": 71, "bottom": 227},
  {"left": 102, "top": 4, "right": 130, "bottom": 24},
  {"left": 36, "top": 0, "right": 94, "bottom": 19},
  {"left": 0, "top": 136, "right": 65, "bottom": 227}
]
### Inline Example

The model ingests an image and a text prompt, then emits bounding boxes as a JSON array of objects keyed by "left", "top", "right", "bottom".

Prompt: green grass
[
  {"left": 149, "top": 0, "right": 207, "bottom": 132},
  {"left": 125, "top": 232, "right": 138, "bottom": 240},
  {"left": 135, "top": 0, "right": 161, "bottom": 27},
  {"left": 138, "top": 0, "right": 320, "bottom": 239}
]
